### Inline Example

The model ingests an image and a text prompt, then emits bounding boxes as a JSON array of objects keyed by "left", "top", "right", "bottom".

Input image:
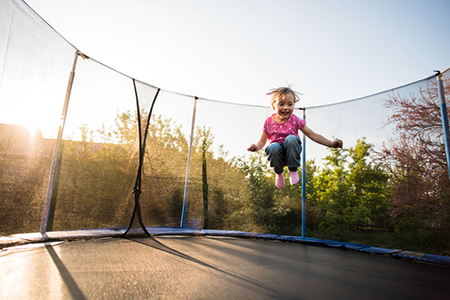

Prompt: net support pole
[
  {"left": 436, "top": 71, "right": 450, "bottom": 181},
  {"left": 40, "top": 50, "right": 79, "bottom": 234},
  {"left": 181, "top": 96, "right": 198, "bottom": 227},
  {"left": 301, "top": 108, "right": 307, "bottom": 238}
]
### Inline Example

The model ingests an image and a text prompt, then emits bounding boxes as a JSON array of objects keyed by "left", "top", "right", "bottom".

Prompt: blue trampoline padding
[
  {"left": 2, "top": 227, "right": 449, "bottom": 266},
  {"left": 200, "top": 230, "right": 450, "bottom": 265}
]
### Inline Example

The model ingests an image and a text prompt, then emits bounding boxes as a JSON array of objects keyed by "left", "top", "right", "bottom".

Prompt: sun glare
[{"left": 0, "top": 105, "right": 61, "bottom": 141}]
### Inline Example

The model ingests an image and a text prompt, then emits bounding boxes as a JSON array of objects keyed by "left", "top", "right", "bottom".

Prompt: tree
[
  {"left": 0, "top": 125, "right": 61, "bottom": 235},
  {"left": 378, "top": 77, "right": 450, "bottom": 231},
  {"left": 311, "top": 139, "right": 391, "bottom": 237},
  {"left": 268, "top": 160, "right": 318, "bottom": 235},
  {"left": 201, "top": 127, "right": 209, "bottom": 229},
  {"left": 193, "top": 127, "right": 249, "bottom": 230},
  {"left": 234, "top": 151, "right": 279, "bottom": 232},
  {"left": 53, "top": 122, "right": 137, "bottom": 230}
]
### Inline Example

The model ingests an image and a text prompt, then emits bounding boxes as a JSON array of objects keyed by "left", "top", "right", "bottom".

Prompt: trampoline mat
[{"left": 1, "top": 235, "right": 449, "bottom": 299}]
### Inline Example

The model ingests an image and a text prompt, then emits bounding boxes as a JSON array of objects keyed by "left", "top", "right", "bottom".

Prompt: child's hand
[
  {"left": 247, "top": 144, "right": 258, "bottom": 152},
  {"left": 332, "top": 139, "right": 343, "bottom": 149}
]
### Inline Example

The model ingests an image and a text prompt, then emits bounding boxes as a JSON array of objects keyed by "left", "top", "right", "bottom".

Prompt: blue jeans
[{"left": 265, "top": 135, "right": 302, "bottom": 174}]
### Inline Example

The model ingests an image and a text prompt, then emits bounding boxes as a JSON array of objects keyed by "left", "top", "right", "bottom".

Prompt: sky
[{"left": 24, "top": 0, "right": 450, "bottom": 108}]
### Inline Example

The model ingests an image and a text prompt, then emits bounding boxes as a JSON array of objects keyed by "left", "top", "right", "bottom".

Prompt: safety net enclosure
[
  {"left": 1, "top": 0, "right": 449, "bottom": 243},
  {"left": 1, "top": 0, "right": 76, "bottom": 234}
]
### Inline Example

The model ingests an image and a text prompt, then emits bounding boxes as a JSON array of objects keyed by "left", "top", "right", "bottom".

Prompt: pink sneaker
[
  {"left": 289, "top": 171, "right": 299, "bottom": 185},
  {"left": 275, "top": 173, "right": 285, "bottom": 189}
]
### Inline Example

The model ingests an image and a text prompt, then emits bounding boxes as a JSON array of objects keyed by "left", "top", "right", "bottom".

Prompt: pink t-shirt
[{"left": 263, "top": 113, "right": 306, "bottom": 144}]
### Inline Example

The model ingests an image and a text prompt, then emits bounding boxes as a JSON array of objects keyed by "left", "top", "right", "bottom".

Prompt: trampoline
[
  {"left": 1, "top": 2, "right": 450, "bottom": 299},
  {"left": 1, "top": 230, "right": 450, "bottom": 299}
]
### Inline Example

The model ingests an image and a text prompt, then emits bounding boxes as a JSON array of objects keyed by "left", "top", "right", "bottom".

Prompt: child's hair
[{"left": 267, "top": 86, "right": 301, "bottom": 105}]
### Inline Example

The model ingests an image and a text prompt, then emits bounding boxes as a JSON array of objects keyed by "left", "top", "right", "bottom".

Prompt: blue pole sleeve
[
  {"left": 436, "top": 72, "right": 450, "bottom": 181},
  {"left": 302, "top": 110, "right": 306, "bottom": 238}
]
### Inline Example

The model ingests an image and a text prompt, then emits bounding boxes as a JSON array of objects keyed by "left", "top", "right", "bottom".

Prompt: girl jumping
[{"left": 247, "top": 86, "right": 343, "bottom": 189}]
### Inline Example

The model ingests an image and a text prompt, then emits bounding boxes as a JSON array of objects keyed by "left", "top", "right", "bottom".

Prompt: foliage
[
  {"left": 309, "top": 139, "right": 391, "bottom": 237},
  {"left": 0, "top": 137, "right": 51, "bottom": 235},
  {"left": 235, "top": 151, "right": 315, "bottom": 234},
  {"left": 201, "top": 127, "right": 210, "bottom": 229},
  {"left": 378, "top": 77, "right": 450, "bottom": 232},
  {"left": 47, "top": 112, "right": 250, "bottom": 231},
  {"left": 234, "top": 151, "right": 277, "bottom": 232},
  {"left": 2, "top": 94, "right": 448, "bottom": 255},
  {"left": 53, "top": 122, "right": 137, "bottom": 230}
]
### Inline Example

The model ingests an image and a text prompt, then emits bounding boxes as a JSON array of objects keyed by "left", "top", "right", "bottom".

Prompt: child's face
[{"left": 272, "top": 92, "right": 295, "bottom": 120}]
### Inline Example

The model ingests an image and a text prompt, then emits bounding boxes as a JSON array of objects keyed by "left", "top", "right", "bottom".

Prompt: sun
[
  {"left": 1, "top": 108, "right": 61, "bottom": 141},
  {"left": 23, "top": 118, "right": 61, "bottom": 140}
]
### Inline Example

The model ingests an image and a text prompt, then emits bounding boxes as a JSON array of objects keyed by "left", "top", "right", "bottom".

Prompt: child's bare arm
[
  {"left": 247, "top": 132, "right": 268, "bottom": 152},
  {"left": 302, "top": 125, "right": 343, "bottom": 148}
]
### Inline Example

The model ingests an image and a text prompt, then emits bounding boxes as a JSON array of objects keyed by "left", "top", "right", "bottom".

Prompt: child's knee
[
  {"left": 265, "top": 143, "right": 282, "bottom": 155},
  {"left": 285, "top": 135, "right": 301, "bottom": 145}
]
